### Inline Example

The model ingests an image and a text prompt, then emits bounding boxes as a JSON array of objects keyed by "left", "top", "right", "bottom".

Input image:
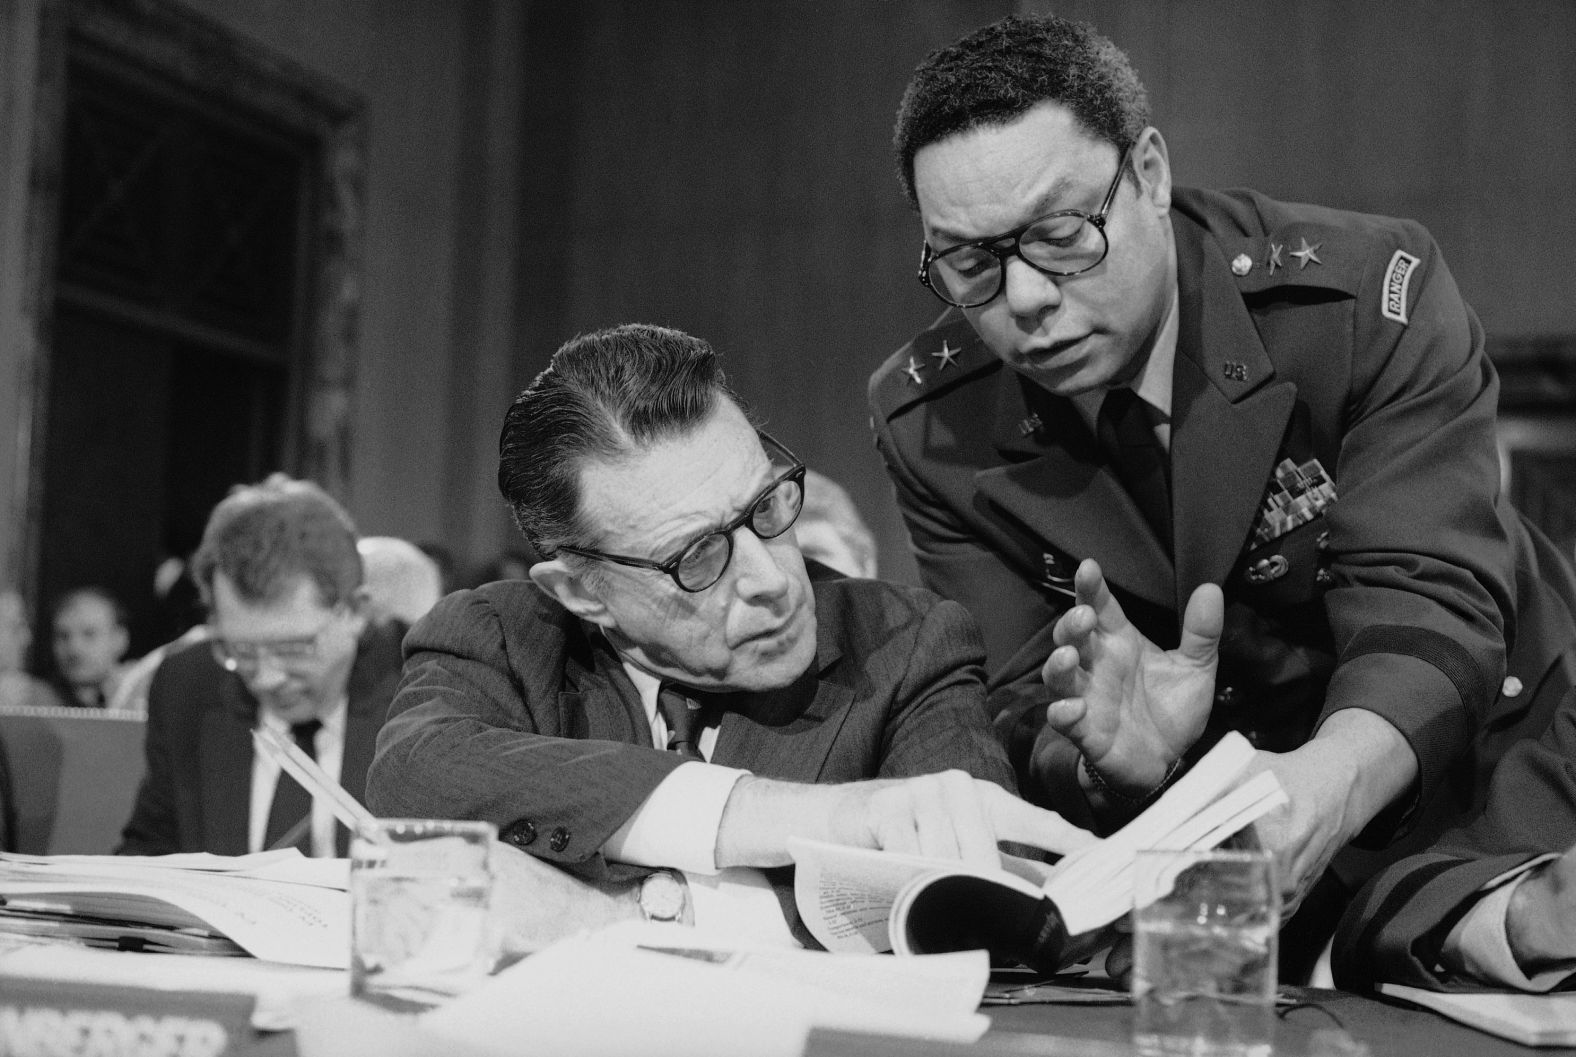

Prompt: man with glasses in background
[
  {"left": 868, "top": 14, "right": 1576, "bottom": 977},
  {"left": 368, "top": 324, "right": 1092, "bottom": 951},
  {"left": 118, "top": 474, "right": 403, "bottom": 857}
]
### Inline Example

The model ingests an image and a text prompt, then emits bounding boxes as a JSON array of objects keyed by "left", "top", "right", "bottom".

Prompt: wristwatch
[{"left": 637, "top": 869, "right": 690, "bottom": 924}]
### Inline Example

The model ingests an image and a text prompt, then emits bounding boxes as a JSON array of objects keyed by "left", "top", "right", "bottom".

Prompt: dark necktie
[
  {"left": 263, "top": 719, "right": 322, "bottom": 850},
  {"left": 656, "top": 685, "right": 706, "bottom": 761},
  {"left": 1097, "top": 387, "right": 1172, "bottom": 551}
]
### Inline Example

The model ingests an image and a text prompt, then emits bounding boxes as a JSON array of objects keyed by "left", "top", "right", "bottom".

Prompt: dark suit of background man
[
  {"left": 867, "top": 14, "right": 1576, "bottom": 972},
  {"left": 367, "top": 324, "right": 1090, "bottom": 943},
  {"left": 119, "top": 474, "right": 401, "bottom": 857}
]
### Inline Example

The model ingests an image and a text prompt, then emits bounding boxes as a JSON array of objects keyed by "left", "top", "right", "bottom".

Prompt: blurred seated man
[
  {"left": 358, "top": 535, "right": 445, "bottom": 626},
  {"left": 1334, "top": 684, "right": 1576, "bottom": 992},
  {"left": 118, "top": 475, "right": 402, "bottom": 857},
  {"left": 49, "top": 587, "right": 132, "bottom": 709},
  {"left": 367, "top": 324, "right": 1090, "bottom": 944},
  {"left": 0, "top": 587, "right": 65, "bottom": 710},
  {"left": 796, "top": 470, "right": 879, "bottom": 579}
]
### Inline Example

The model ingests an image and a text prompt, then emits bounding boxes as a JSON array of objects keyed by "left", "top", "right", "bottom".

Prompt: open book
[
  {"left": 789, "top": 731, "right": 1285, "bottom": 973},
  {"left": 0, "top": 850, "right": 350, "bottom": 968}
]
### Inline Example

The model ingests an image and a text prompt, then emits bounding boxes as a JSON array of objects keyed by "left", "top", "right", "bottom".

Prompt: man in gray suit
[{"left": 367, "top": 324, "right": 1090, "bottom": 944}]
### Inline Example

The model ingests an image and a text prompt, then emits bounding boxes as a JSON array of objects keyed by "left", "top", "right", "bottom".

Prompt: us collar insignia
[
  {"left": 931, "top": 339, "right": 961, "bottom": 371},
  {"left": 903, "top": 356, "right": 925, "bottom": 386},
  {"left": 1289, "top": 238, "right": 1323, "bottom": 270}
]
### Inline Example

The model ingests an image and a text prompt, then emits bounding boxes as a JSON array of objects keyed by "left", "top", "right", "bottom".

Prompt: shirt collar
[
  {"left": 259, "top": 697, "right": 348, "bottom": 737},
  {"left": 1068, "top": 275, "right": 1180, "bottom": 429}
]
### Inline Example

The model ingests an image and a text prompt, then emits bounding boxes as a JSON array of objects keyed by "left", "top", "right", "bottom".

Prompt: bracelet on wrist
[{"left": 1080, "top": 753, "right": 1183, "bottom": 810}]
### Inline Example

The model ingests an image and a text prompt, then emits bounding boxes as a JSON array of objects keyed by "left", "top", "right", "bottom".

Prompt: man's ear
[
  {"left": 1131, "top": 125, "right": 1171, "bottom": 214},
  {"left": 529, "top": 560, "right": 615, "bottom": 629}
]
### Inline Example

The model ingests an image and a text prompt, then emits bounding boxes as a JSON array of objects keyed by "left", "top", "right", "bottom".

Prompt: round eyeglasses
[
  {"left": 555, "top": 434, "right": 807, "bottom": 593},
  {"left": 917, "top": 148, "right": 1131, "bottom": 309}
]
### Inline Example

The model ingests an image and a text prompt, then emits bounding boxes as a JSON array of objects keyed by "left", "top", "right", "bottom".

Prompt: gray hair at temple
[
  {"left": 892, "top": 13, "right": 1150, "bottom": 207},
  {"left": 497, "top": 323, "right": 749, "bottom": 556},
  {"left": 190, "top": 473, "right": 363, "bottom": 609}
]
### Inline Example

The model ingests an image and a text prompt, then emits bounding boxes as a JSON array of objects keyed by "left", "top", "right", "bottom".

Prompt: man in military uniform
[{"left": 868, "top": 14, "right": 1576, "bottom": 968}]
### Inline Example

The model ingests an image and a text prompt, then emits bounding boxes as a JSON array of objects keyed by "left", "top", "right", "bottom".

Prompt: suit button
[
  {"left": 1502, "top": 676, "right": 1524, "bottom": 698},
  {"left": 549, "top": 827, "right": 570, "bottom": 853},
  {"left": 502, "top": 819, "right": 537, "bottom": 847}
]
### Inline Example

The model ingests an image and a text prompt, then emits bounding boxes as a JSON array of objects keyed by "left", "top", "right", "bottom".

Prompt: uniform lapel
[
  {"left": 199, "top": 676, "right": 255, "bottom": 855},
  {"left": 975, "top": 366, "right": 1174, "bottom": 608},
  {"left": 1169, "top": 213, "right": 1297, "bottom": 610}
]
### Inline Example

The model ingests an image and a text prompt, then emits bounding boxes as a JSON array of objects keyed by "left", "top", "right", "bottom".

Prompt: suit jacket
[
  {"left": 870, "top": 186, "right": 1576, "bottom": 849},
  {"left": 365, "top": 565, "right": 1016, "bottom": 885},
  {"left": 1333, "top": 684, "right": 1576, "bottom": 991},
  {"left": 117, "top": 621, "right": 404, "bottom": 856}
]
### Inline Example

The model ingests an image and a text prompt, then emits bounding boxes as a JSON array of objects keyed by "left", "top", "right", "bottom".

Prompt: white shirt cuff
[
  {"left": 1443, "top": 854, "right": 1576, "bottom": 991},
  {"left": 685, "top": 867, "right": 801, "bottom": 948},
  {"left": 602, "top": 762, "right": 748, "bottom": 875}
]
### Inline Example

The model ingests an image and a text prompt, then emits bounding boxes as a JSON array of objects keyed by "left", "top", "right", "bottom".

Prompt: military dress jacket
[
  {"left": 870, "top": 185, "right": 1576, "bottom": 841},
  {"left": 364, "top": 564, "right": 1016, "bottom": 885}
]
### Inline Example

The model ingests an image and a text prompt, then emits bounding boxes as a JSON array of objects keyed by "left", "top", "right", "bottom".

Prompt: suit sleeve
[
  {"left": 870, "top": 594, "right": 1019, "bottom": 794},
  {"left": 1333, "top": 687, "right": 1576, "bottom": 991},
  {"left": 365, "top": 591, "right": 685, "bottom": 882},
  {"left": 1317, "top": 223, "right": 1514, "bottom": 835},
  {"left": 116, "top": 658, "right": 182, "bottom": 855}
]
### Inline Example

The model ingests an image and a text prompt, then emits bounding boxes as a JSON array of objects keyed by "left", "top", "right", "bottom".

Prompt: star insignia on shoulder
[
  {"left": 903, "top": 356, "right": 925, "bottom": 386},
  {"left": 931, "top": 339, "right": 961, "bottom": 371},
  {"left": 1290, "top": 237, "right": 1323, "bottom": 270},
  {"left": 1266, "top": 242, "right": 1284, "bottom": 273}
]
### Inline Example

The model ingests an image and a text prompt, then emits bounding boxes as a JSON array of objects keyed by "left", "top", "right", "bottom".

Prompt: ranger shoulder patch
[{"left": 1381, "top": 249, "right": 1420, "bottom": 325}]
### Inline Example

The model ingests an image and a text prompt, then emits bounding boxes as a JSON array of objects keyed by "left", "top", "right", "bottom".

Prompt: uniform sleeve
[
  {"left": 1319, "top": 222, "right": 1514, "bottom": 833},
  {"left": 365, "top": 591, "right": 685, "bottom": 883},
  {"left": 1333, "top": 688, "right": 1576, "bottom": 991}
]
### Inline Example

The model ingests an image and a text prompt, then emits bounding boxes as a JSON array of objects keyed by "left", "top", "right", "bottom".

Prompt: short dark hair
[
  {"left": 49, "top": 586, "right": 128, "bottom": 629},
  {"left": 893, "top": 14, "right": 1150, "bottom": 207},
  {"left": 497, "top": 323, "right": 747, "bottom": 555},
  {"left": 191, "top": 474, "right": 363, "bottom": 609}
]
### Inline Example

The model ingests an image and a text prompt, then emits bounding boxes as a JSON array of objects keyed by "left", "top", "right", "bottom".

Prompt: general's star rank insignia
[
  {"left": 1266, "top": 242, "right": 1284, "bottom": 273},
  {"left": 931, "top": 340, "right": 960, "bottom": 371},
  {"left": 904, "top": 356, "right": 925, "bottom": 386},
  {"left": 1290, "top": 238, "right": 1323, "bottom": 270}
]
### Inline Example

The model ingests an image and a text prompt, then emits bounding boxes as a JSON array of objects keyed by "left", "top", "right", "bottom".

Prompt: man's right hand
[
  {"left": 1038, "top": 558, "right": 1222, "bottom": 797},
  {"left": 714, "top": 769, "right": 1097, "bottom": 870},
  {"left": 1508, "top": 844, "right": 1576, "bottom": 971}
]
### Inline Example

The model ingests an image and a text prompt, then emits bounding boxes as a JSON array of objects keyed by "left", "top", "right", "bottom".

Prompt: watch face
[{"left": 641, "top": 872, "right": 686, "bottom": 921}]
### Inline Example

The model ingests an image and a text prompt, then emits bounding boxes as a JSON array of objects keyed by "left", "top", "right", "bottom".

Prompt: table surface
[{"left": 805, "top": 987, "right": 1576, "bottom": 1057}]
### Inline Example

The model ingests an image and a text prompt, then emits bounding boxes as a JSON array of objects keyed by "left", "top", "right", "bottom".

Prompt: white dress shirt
[{"left": 601, "top": 662, "right": 795, "bottom": 946}]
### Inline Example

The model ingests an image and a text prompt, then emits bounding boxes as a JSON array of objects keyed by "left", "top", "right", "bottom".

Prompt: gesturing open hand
[{"left": 1038, "top": 559, "right": 1223, "bottom": 796}]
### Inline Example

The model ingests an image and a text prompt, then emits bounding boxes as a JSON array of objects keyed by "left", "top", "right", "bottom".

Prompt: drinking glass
[
  {"left": 350, "top": 818, "right": 498, "bottom": 1008},
  {"left": 1132, "top": 849, "right": 1279, "bottom": 1057}
]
